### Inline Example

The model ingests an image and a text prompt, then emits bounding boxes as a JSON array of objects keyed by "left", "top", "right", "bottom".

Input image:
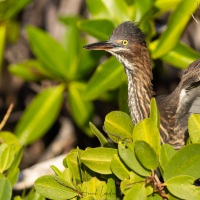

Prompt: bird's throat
[{"left": 125, "top": 58, "right": 153, "bottom": 125}]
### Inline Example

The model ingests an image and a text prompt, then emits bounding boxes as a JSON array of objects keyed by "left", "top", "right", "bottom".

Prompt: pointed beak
[{"left": 83, "top": 40, "right": 116, "bottom": 51}]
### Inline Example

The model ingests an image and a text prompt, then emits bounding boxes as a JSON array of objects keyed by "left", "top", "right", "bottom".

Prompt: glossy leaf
[
  {"left": 27, "top": 26, "right": 69, "bottom": 81},
  {"left": 78, "top": 19, "right": 114, "bottom": 41},
  {"left": 85, "top": 57, "right": 124, "bottom": 100},
  {"left": 104, "top": 111, "right": 134, "bottom": 143},
  {"left": 63, "top": 149, "right": 83, "bottom": 183},
  {"left": 50, "top": 165, "right": 62, "bottom": 177},
  {"left": 164, "top": 144, "right": 200, "bottom": 181},
  {"left": 0, "top": 177, "right": 12, "bottom": 200},
  {"left": 100, "top": 0, "right": 130, "bottom": 24},
  {"left": 133, "top": 118, "right": 160, "bottom": 155},
  {"left": 118, "top": 80, "right": 129, "bottom": 113},
  {"left": 124, "top": 183, "right": 146, "bottom": 200},
  {"left": 25, "top": 189, "right": 45, "bottom": 200},
  {"left": 110, "top": 154, "right": 129, "bottom": 180},
  {"left": 86, "top": 0, "right": 113, "bottom": 19},
  {"left": 80, "top": 177, "right": 107, "bottom": 199},
  {"left": 80, "top": 147, "right": 117, "bottom": 174},
  {"left": 150, "top": 41, "right": 200, "bottom": 69},
  {"left": 150, "top": 98, "right": 160, "bottom": 128},
  {"left": 135, "top": 141, "right": 159, "bottom": 170},
  {"left": 15, "top": 85, "right": 64, "bottom": 145},
  {"left": 34, "top": 175, "right": 77, "bottom": 199},
  {"left": 68, "top": 82, "right": 93, "bottom": 136},
  {"left": 0, "top": 144, "right": 15, "bottom": 173},
  {"left": 166, "top": 175, "right": 200, "bottom": 199},
  {"left": 188, "top": 114, "right": 200, "bottom": 144},
  {"left": 159, "top": 144, "right": 176, "bottom": 172},
  {"left": 152, "top": 0, "right": 197, "bottom": 58},
  {"left": 89, "top": 122, "right": 114, "bottom": 148},
  {"left": 118, "top": 142, "right": 150, "bottom": 176}
]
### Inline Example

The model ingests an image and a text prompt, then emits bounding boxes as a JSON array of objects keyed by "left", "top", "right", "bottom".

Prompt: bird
[{"left": 84, "top": 21, "right": 200, "bottom": 149}]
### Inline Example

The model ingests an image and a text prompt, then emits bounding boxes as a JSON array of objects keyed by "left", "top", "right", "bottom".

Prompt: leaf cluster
[{"left": 34, "top": 99, "right": 200, "bottom": 200}]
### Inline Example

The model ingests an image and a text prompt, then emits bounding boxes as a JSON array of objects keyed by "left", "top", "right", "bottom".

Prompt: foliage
[
  {"left": 34, "top": 99, "right": 200, "bottom": 199},
  {"left": 1, "top": 0, "right": 200, "bottom": 199}
]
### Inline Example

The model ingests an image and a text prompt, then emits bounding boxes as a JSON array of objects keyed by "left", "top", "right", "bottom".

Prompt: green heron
[{"left": 84, "top": 21, "right": 200, "bottom": 149}]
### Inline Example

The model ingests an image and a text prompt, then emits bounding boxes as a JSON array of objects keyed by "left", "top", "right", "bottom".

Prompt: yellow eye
[{"left": 122, "top": 40, "right": 128, "bottom": 45}]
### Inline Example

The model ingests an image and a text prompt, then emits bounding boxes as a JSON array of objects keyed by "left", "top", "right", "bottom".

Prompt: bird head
[{"left": 83, "top": 21, "right": 146, "bottom": 55}]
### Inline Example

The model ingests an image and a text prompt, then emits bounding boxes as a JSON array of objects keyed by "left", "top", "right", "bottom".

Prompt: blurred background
[{"left": 1, "top": 0, "right": 200, "bottom": 181}]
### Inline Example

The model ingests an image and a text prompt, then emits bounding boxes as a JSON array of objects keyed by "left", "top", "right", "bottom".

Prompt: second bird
[{"left": 84, "top": 21, "right": 200, "bottom": 149}]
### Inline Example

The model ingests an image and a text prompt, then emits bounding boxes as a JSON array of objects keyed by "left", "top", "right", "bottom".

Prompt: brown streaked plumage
[{"left": 84, "top": 21, "right": 200, "bottom": 149}]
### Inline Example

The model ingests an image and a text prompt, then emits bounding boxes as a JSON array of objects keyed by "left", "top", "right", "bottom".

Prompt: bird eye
[{"left": 122, "top": 40, "right": 128, "bottom": 45}]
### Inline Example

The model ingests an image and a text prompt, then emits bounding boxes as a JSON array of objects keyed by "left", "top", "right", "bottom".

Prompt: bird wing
[{"left": 177, "top": 59, "right": 200, "bottom": 115}]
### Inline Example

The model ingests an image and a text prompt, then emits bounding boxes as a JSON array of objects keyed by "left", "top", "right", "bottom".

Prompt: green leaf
[
  {"left": 50, "top": 165, "right": 62, "bottom": 177},
  {"left": 118, "top": 142, "right": 150, "bottom": 176},
  {"left": 15, "top": 85, "right": 64, "bottom": 145},
  {"left": 152, "top": 0, "right": 197, "bottom": 58},
  {"left": 100, "top": 0, "right": 130, "bottom": 24},
  {"left": 150, "top": 41, "right": 200, "bottom": 69},
  {"left": 80, "top": 177, "right": 107, "bottom": 199},
  {"left": 110, "top": 154, "right": 129, "bottom": 180},
  {"left": 54, "top": 176, "right": 76, "bottom": 190},
  {"left": 188, "top": 114, "right": 200, "bottom": 144},
  {"left": 150, "top": 98, "right": 160, "bottom": 129},
  {"left": 104, "top": 111, "right": 134, "bottom": 143},
  {"left": 86, "top": 0, "right": 113, "bottom": 19},
  {"left": 34, "top": 175, "right": 77, "bottom": 199},
  {"left": 118, "top": 80, "right": 129, "bottom": 113},
  {"left": 63, "top": 149, "right": 83, "bottom": 183},
  {"left": 124, "top": 183, "right": 146, "bottom": 200},
  {"left": 147, "top": 193, "right": 163, "bottom": 200},
  {"left": 159, "top": 144, "right": 175, "bottom": 172},
  {"left": 27, "top": 26, "right": 69, "bottom": 81},
  {"left": 78, "top": 19, "right": 115, "bottom": 41},
  {"left": 7, "top": 147, "right": 23, "bottom": 186},
  {"left": 80, "top": 147, "right": 117, "bottom": 174},
  {"left": 135, "top": 141, "right": 159, "bottom": 170},
  {"left": 0, "top": 131, "right": 21, "bottom": 152},
  {"left": 134, "top": 0, "right": 155, "bottom": 22},
  {"left": 164, "top": 144, "right": 200, "bottom": 181},
  {"left": 9, "top": 59, "right": 52, "bottom": 81},
  {"left": 61, "top": 17, "right": 80, "bottom": 79},
  {"left": 106, "top": 178, "right": 117, "bottom": 200},
  {"left": 85, "top": 57, "right": 124, "bottom": 100},
  {"left": 0, "top": 22, "right": 6, "bottom": 71},
  {"left": 0, "top": 144, "right": 15, "bottom": 173},
  {"left": 68, "top": 82, "right": 93, "bottom": 136},
  {"left": 89, "top": 122, "right": 114, "bottom": 148},
  {"left": 166, "top": 175, "right": 200, "bottom": 199},
  {"left": 0, "top": 177, "right": 12, "bottom": 200},
  {"left": 0, "top": 0, "right": 30, "bottom": 20},
  {"left": 25, "top": 189, "right": 45, "bottom": 200},
  {"left": 133, "top": 118, "right": 160, "bottom": 155}
]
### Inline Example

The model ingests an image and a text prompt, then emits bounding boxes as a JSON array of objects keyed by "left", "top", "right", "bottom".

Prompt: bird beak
[{"left": 83, "top": 40, "right": 116, "bottom": 51}]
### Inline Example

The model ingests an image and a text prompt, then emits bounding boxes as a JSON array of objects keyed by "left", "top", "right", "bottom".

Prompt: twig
[{"left": 0, "top": 103, "right": 14, "bottom": 130}]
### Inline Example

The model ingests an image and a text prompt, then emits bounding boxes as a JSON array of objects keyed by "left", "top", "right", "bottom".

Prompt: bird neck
[{"left": 123, "top": 46, "right": 153, "bottom": 124}]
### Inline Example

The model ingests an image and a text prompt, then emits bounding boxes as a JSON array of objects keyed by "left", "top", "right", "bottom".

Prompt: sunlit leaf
[
  {"left": 34, "top": 175, "right": 77, "bottom": 199},
  {"left": 188, "top": 114, "right": 200, "bottom": 144},
  {"left": 0, "top": 177, "right": 12, "bottom": 200},
  {"left": 15, "top": 85, "right": 64, "bottom": 145},
  {"left": 104, "top": 111, "right": 133, "bottom": 143},
  {"left": 80, "top": 147, "right": 117, "bottom": 174},
  {"left": 164, "top": 144, "right": 200, "bottom": 181},
  {"left": 152, "top": 0, "right": 197, "bottom": 58},
  {"left": 85, "top": 57, "right": 124, "bottom": 100}
]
